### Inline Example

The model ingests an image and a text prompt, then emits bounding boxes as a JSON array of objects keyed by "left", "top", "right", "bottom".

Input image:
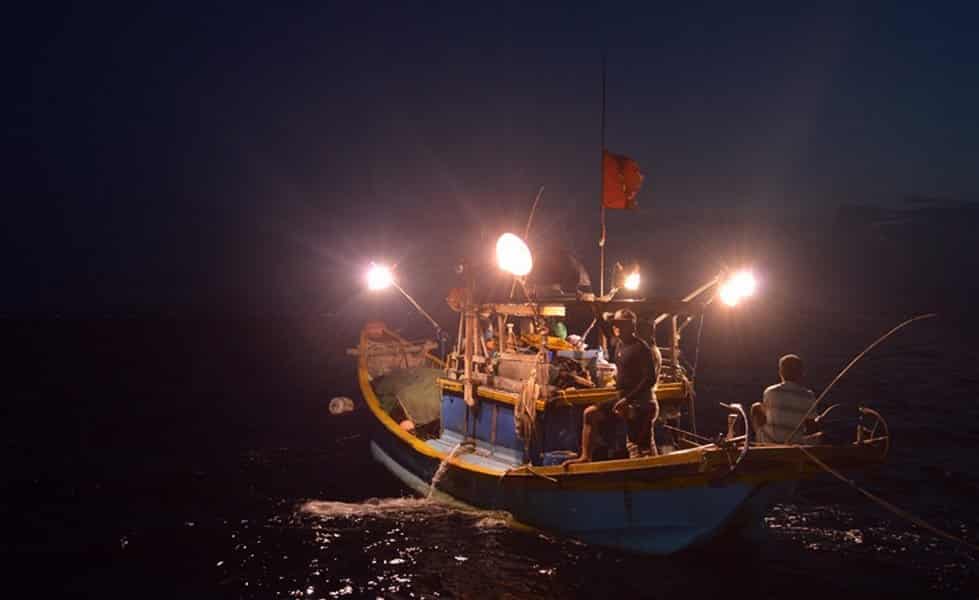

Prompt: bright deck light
[
  {"left": 496, "top": 233, "right": 533, "bottom": 276},
  {"left": 719, "top": 282, "right": 742, "bottom": 306},
  {"left": 730, "top": 270, "right": 757, "bottom": 297},
  {"left": 718, "top": 269, "right": 757, "bottom": 306},
  {"left": 366, "top": 263, "right": 394, "bottom": 291},
  {"left": 624, "top": 271, "right": 641, "bottom": 291}
]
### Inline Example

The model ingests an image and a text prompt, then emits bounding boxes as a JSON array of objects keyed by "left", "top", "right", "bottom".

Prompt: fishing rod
[
  {"left": 508, "top": 185, "right": 545, "bottom": 301},
  {"left": 785, "top": 312, "right": 979, "bottom": 552},
  {"left": 784, "top": 312, "right": 937, "bottom": 444}
]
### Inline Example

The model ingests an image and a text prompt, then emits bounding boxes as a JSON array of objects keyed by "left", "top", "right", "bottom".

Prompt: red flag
[{"left": 602, "top": 150, "right": 644, "bottom": 209}]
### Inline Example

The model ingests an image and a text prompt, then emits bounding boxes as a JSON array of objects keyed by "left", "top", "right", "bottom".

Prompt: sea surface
[
  {"left": 4, "top": 223, "right": 979, "bottom": 598},
  {"left": 4, "top": 307, "right": 977, "bottom": 599}
]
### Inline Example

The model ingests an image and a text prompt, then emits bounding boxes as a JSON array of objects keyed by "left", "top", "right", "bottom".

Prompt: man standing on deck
[
  {"left": 751, "top": 354, "right": 817, "bottom": 443},
  {"left": 564, "top": 308, "right": 661, "bottom": 465}
]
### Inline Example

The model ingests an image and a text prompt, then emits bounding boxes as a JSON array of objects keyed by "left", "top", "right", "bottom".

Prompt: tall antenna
[{"left": 599, "top": 48, "right": 607, "bottom": 296}]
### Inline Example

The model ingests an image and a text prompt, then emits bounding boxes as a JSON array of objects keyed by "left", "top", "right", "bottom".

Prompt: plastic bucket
[{"left": 540, "top": 450, "right": 577, "bottom": 466}]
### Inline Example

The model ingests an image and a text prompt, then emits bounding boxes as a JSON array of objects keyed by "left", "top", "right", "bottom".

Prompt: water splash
[
  {"left": 427, "top": 443, "right": 466, "bottom": 499},
  {"left": 475, "top": 515, "right": 512, "bottom": 529},
  {"left": 299, "top": 497, "right": 515, "bottom": 527},
  {"left": 301, "top": 497, "right": 442, "bottom": 520}
]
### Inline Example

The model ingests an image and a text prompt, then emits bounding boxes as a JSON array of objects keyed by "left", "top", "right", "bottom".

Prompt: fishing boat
[{"left": 351, "top": 253, "right": 891, "bottom": 555}]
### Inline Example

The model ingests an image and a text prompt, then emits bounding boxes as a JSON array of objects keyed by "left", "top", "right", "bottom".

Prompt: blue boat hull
[
  {"left": 357, "top": 321, "right": 885, "bottom": 555},
  {"left": 369, "top": 422, "right": 790, "bottom": 555}
]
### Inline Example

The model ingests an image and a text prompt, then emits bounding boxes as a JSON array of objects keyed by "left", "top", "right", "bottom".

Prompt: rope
[
  {"left": 509, "top": 185, "right": 545, "bottom": 300},
  {"left": 797, "top": 446, "right": 979, "bottom": 553},
  {"left": 662, "top": 423, "right": 712, "bottom": 444},
  {"left": 500, "top": 464, "right": 559, "bottom": 484},
  {"left": 690, "top": 312, "right": 706, "bottom": 382},
  {"left": 514, "top": 361, "right": 541, "bottom": 445},
  {"left": 524, "top": 465, "right": 558, "bottom": 483},
  {"left": 581, "top": 317, "right": 598, "bottom": 345}
]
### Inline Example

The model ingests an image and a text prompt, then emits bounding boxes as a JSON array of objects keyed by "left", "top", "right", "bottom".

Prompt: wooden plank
[
  {"left": 498, "top": 351, "right": 542, "bottom": 363},
  {"left": 438, "top": 377, "right": 545, "bottom": 411},
  {"left": 479, "top": 303, "right": 566, "bottom": 318}
]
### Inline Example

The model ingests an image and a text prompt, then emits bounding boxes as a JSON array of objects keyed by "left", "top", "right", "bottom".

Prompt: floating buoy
[{"left": 329, "top": 396, "right": 355, "bottom": 415}]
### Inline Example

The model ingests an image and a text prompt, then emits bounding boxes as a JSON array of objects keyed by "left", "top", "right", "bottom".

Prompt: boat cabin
[{"left": 361, "top": 296, "right": 708, "bottom": 469}]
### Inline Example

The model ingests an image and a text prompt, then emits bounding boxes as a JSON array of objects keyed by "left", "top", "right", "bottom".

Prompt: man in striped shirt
[{"left": 751, "top": 354, "right": 816, "bottom": 444}]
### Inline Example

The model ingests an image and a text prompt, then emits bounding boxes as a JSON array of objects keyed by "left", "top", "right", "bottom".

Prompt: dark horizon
[{"left": 6, "top": 3, "right": 978, "bottom": 315}]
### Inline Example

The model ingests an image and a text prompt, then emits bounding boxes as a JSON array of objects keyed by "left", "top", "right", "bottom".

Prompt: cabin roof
[{"left": 478, "top": 297, "right": 707, "bottom": 319}]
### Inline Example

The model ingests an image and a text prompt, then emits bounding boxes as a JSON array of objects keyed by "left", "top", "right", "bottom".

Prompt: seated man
[
  {"left": 751, "top": 354, "right": 817, "bottom": 443},
  {"left": 564, "top": 309, "right": 660, "bottom": 465}
]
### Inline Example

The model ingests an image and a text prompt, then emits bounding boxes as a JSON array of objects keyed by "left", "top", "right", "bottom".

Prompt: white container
[{"left": 329, "top": 396, "right": 355, "bottom": 415}]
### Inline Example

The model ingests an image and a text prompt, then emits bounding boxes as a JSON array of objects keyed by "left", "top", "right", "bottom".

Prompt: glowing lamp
[
  {"left": 718, "top": 269, "right": 757, "bottom": 307},
  {"left": 719, "top": 282, "right": 742, "bottom": 306},
  {"left": 730, "top": 271, "right": 757, "bottom": 297},
  {"left": 366, "top": 263, "right": 394, "bottom": 291},
  {"left": 624, "top": 271, "right": 641, "bottom": 291},
  {"left": 496, "top": 233, "right": 533, "bottom": 276}
]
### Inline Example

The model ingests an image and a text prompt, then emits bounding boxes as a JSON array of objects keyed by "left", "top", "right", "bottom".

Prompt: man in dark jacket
[{"left": 564, "top": 308, "right": 660, "bottom": 465}]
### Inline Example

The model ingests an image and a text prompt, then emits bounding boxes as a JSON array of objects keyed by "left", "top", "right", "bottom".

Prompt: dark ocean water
[
  {"left": 4, "top": 224, "right": 979, "bottom": 598},
  {"left": 3, "top": 308, "right": 977, "bottom": 599}
]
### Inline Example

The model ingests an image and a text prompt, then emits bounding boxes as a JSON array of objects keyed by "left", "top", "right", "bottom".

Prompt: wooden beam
[{"left": 479, "top": 303, "right": 566, "bottom": 318}]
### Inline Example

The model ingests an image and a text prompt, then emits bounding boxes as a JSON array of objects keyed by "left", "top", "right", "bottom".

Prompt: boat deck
[{"left": 426, "top": 429, "right": 522, "bottom": 472}]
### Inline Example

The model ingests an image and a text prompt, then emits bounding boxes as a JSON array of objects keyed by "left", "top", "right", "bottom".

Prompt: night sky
[{"left": 6, "top": 3, "right": 978, "bottom": 315}]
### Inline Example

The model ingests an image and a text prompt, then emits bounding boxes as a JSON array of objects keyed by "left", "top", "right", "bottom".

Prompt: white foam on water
[
  {"left": 427, "top": 442, "right": 465, "bottom": 499},
  {"left": 475, "top": 515, "right": 512, "bottom": 529},
  {"left": 301, "top": 497, "right": 440, "bottom": 520},
  {"left": 299, "top": 497, "right": 516, "bottom": 528}
]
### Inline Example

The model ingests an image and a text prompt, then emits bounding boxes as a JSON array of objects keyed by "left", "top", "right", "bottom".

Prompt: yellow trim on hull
[
  {"left": 358, "top": 330, "right": 502, "bottom": 477},
  {"left": 358, "top": 325, "right": 886, "bottom": 491}
]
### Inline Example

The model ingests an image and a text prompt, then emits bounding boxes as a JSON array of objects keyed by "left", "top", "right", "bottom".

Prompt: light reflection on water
[
  {"left": 297, "top": 498, "right": 546, "bottom": 597},
  {"left": 211, "top": 493, "right": 977, "bottom": 599},
  {"left": 215, "top": 495, "right": 572, "bottom": 598},
  {"left": 763, "top": 502, "right": 976, "bottom": 593}
]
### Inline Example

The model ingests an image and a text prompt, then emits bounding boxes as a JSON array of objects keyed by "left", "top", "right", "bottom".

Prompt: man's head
[
  {"left": 778, "top": 354, "right": 805, "bottom": 383},
  {"left": 611, "top": 309, "right": 638, "bottom": 338}
]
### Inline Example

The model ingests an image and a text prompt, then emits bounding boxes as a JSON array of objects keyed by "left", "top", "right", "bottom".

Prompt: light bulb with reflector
[
  {"left": 496, "top": 233, "right": 533, "bottom": 276},
  {"left": 366, "top": 263, "right": 394, "bottom": 291},
  {"left": 624, "top": 271, "right": 641, "bottom": 291},
  {"left": 719, "top": 281, "right": 741, "bottom": 306},
  {"left": 730, "top": 270, "right": 756, "bottom": 298},
  {"left": 718, "top": 269, "right": 757, "bottom": 306}
]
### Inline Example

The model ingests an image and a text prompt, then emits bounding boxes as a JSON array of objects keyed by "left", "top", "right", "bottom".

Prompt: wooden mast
[
  {"left": 597, "top": 49, "right": 610, "bottom": 357},
  {"left": 599, "top": 48, "right": 607, "bottom": 297}
]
